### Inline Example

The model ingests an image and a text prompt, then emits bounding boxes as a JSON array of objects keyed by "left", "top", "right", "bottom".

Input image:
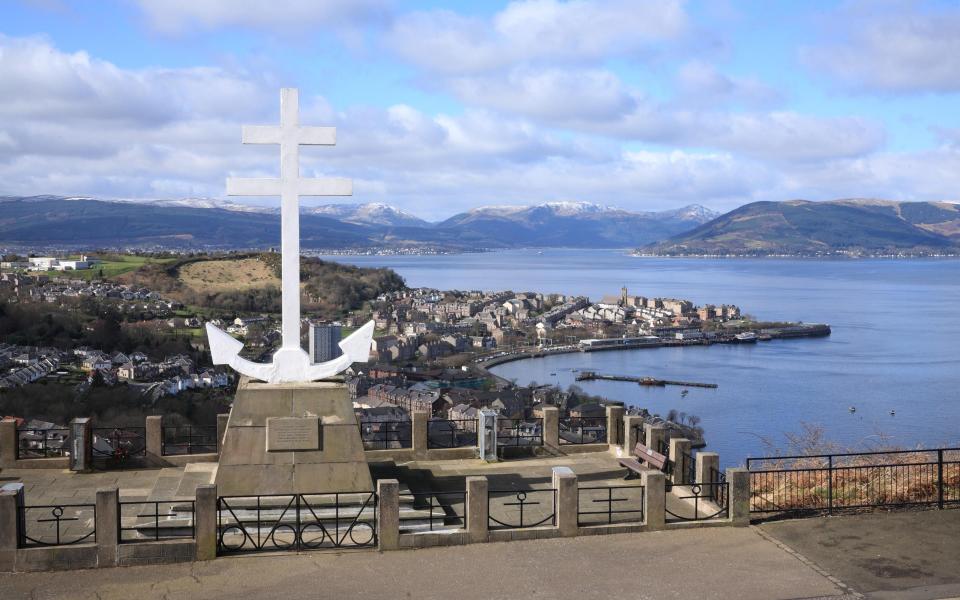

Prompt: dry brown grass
[
  {"left": 748, "top": 424, "right": 960, "bottom": 512},
  {"left": 179, "top": 258, "right": 278, "bottom": 293}
]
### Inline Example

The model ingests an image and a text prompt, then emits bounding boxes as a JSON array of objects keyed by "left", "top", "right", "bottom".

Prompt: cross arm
[
  {"left": 241, "top": 125, "right": 337, "bottom": 145},
  {"left": 298, "top": 177, "right": 352, "bottom": 196},
  {"left": 226, "top": 178, "right": 281, "bottom": 197}
]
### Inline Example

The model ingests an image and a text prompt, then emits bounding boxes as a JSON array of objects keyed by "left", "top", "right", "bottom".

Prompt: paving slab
[
  {"left": 760, "top": 509, "right": 960, "bottom": 600},
  {"left": 0, "top": 524, "right": 846, "bottom": 600}
]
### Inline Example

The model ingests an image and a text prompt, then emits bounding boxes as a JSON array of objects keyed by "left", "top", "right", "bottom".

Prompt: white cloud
[
  {"left": 447, "top": 67, "right": 638, "bottom": 121},
  {"left": 387, "top": 0, "right": 687, "bottom": 74},
  {"left": 133, "top": 0, "right": 390, "bottom": 34},
  {"left": 675, "top": 61, "right": 783, "bottom": 108},
  {"left": 0, "top": 31, "right": 954, "bottom": 223},
  {"left": 802, "top": 5, "right": 960, "bottom": 93}
]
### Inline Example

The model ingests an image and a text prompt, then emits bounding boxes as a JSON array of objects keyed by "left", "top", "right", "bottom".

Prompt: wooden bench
[
  {"left": 618, "top": 442, "right": 669, "bottom": 479},
  {"left": 617, "top": 457, "right": 644, "bottom": 480}
]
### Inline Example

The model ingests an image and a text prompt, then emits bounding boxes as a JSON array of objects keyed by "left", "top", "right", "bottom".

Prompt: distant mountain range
[
  {"left": 0, "top": 196, "right": 717, "bottom": 250},
  {"left": 644, "top": 199, "right": 960, "bottom": 255},
  {"left": 3, "top": 196, "right": 958, "bottom": 255}
]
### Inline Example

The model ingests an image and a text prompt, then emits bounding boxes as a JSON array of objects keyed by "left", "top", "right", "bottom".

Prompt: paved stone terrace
[{"left": 1, "top": 526, "right": 849, "bottom": 600}]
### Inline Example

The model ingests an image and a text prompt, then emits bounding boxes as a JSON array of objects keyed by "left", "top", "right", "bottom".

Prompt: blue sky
[{"left": 2, "top": 0, "right": 960, "bottom": 219}]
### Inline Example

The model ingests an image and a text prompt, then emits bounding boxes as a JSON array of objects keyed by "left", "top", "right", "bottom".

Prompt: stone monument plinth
[{"left": 215, "top": 376, "right": 373, "bottom": 496}]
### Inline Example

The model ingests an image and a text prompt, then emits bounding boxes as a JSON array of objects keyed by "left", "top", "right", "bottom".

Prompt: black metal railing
[
  {"left": 632, "top": 423, "right": 646, "bottom": 446},
  {"left": 15, "top": 428, "right": 70, "bottom": 459},
  {"left": 747, "top": 448, "right": 960, "bottom": 515},
  {"left": 162, "top": 425, "right": 218, "bottom": 455},
  {"left": 496, "top": 418, "right": 544, "bottom": 447},
  {"left": 92, "top": 427, "right": 147, "bottom": 462},
  {"left": 488, "top": 489, "right": 556, "bottom": 529},
  {"left": 119, "top": 500, "right": 195, "bottom": 543},
  {"left": 577, "top": 485, "right": 645, "bottom": 526},
  {"left": 682, "top": 450, "right": 697, "bottom": 484},
  {"left": 217, "top": 492, "right": 378, "bottom": 554},
  {"left": 427, "top": 419, "right": 477, "bottom": 449},
  {"left": 17, "top": 504, "right": 97, "bottom": 547},
  {"left": 559, "top": 416, "right": 607, "bottom": 445},
  {"left": 658, "top": 438, "right": 674, "bottom": 476},
  {"left": 399, "top": 491, "right": 467, "bottom": 533},
  {"left": 710, "top": 467, "right": 729, "bottom": 508},
  {"left": 665, "top": 481, "right": 729, "bottom": 522},
  {"left": 358, "top": 420, "right": 411, "bottom": 450}
]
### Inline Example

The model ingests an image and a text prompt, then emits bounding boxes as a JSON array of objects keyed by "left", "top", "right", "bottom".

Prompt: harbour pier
[{"left": 576, "top": 371, "right": 719, "bottom": 388}]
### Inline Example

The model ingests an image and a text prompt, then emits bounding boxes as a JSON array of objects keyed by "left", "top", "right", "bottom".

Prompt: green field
[{"left": 47, "top": 255, "right": 176, "bottom": 281}]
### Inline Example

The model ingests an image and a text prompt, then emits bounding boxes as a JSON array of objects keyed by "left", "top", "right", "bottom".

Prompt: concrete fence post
[
  {"left": 0, "top": 419, "right": 15, "bottom": 468},
  {"left": 605, "top": 405, "right": 624, "bottom": 448},
  {"left": 552, "top": 466, "right": 578, "bottom": 536},
  {"left": 145, "top": 415, "right": 162, "bottom": 458},
  {"left": 376, "top": 479, "right": 400, "bottom": 551},
  {"left": 412, "top": 411, "right": 429, "bottom": 460},
  {"left": 95, "top": 487, "right": 119, "bottom": 568},
  {"left": 216, "top": 413, "right": 229, "bottom": 455},
  {"left": 727, "top": 468, "right": 751, "bottom": 526},
  {"left": 0, "top": 483, "right": 23, "bottom": 572},
  {"left": 669, "top": 438, "right": 692, "bottom": 485},
  {"left": 466, "top": 476, "right": 489, "bottom": 544},
  {"left": 542, "top": 406, "right": 559, "bottom": 450},
  {"left": 696, "top": 452, "right": 720, "bottom": 499},
  {"left": 641, "top": 470, "right": 666, "bottom": 531},
  {"left": 645, "top": 424, "right": 666, "bottom": 458},
  {"left": 194, "top": 484, "right": 217, "bottom": 560},
  {"left": 622, "top": 416, "right": 644, "bottom": 457}
]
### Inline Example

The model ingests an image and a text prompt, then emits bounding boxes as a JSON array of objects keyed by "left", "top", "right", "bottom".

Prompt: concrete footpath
[
  {"left": 760, "top": 510, "right": 960, "bottom": 600},
  {"left": 1, "top": 526, "right": 849, "bottom": 600}
]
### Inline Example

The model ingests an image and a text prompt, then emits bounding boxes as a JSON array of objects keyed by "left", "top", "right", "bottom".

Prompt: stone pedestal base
[{"left": 215, "top": 376, "right": 373, "bottom": 496}]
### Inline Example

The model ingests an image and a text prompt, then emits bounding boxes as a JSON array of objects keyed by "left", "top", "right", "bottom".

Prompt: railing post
[
  {"left": 0, "top": 419, "right": 16, "bottom": 468},
  {"left": 376, "top": 479, "right": 400, "bottom": 551},
  {"left": 0, "top": 483, "right": 23, "bottom": 572},
  {"left": 95, "top": 487, "right": 119, "bottom": 568},
  {"left": 145, "top": 415, "right": 162, "bottom": 458},
  {"left": 194, "top": 484, "right": 217, "bottom": 561},
  {"left": 827, "top": 455, "right": 834, "bottom": 515},
  {"left": 727, "top": 467, "right": 750, "bottom": 526},
  {"left": 542, "top": 406, "right": 559, "bottom": 449},
  {"left": 412, "top": 411, "right": 428, "bottom": 460},
  {"left": 640, "top": 470, "right": 665, "bottom": 531},
  {"left": 622, "top": 416, "right": 644, "bottom": 456},
  {"left": 669, "top": 438, "right": 692, "bottom": 485},
  {"left": 644, "top": 424, "right": 666, "bottom": 466},
  {"left": 466, "top": 476, "right": 489, "bottom": 543},
  {"left": 938, "top": 449, "right": 944, "bottom": 510},
  {"left": 696, "top": 452, "right": 720, "bottom": 500},
  {"left": 552, "top": 467, "right": 578, "bottom": 537},
  {"left": 605, "top": 405, "right": 624, "bottom": 448},
  {"left": 216, "top": 413, "right": 229, "bottom": 455}
]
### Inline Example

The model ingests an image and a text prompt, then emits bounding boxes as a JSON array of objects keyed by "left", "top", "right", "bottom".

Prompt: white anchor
[{"left": 205, "top": 88, "right": 375, "bottom": 383}]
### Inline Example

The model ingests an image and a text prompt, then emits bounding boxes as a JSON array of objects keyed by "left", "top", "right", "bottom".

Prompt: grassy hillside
[
  {"left": 646, "top": 200, "right": 960, "bottom": 255},
  {"left": 121, "top": 253, "right": 405, "bottom": 315}
]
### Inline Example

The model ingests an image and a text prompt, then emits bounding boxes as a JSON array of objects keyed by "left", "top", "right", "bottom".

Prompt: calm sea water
[{"left": 319, "top": 249, "right": 960, "bottom": 466}]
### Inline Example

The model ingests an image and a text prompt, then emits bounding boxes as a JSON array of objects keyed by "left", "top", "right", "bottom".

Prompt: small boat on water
[
  {"left": 849, "top": 406, "right": 856, "bottom": 413},
  {"left": 681, "top": 389, "right": 689, "bottom": 397},
  {"left": 734, "top": 332, "right": 758, "bottom": 344}
]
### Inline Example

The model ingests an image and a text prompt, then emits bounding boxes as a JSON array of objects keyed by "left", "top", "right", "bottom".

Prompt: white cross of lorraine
[{"left": 205, "top": 88, "right": 375, "bottom": 384}]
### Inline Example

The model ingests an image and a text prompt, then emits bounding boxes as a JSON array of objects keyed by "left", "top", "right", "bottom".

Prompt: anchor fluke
[{"left": 206, "top": 320, "right": 375, "bottom": 384}]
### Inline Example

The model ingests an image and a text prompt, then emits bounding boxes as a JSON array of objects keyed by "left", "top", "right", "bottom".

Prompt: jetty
[{"left": 576, "top": 371, "right": 718, "bottom": 389}]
